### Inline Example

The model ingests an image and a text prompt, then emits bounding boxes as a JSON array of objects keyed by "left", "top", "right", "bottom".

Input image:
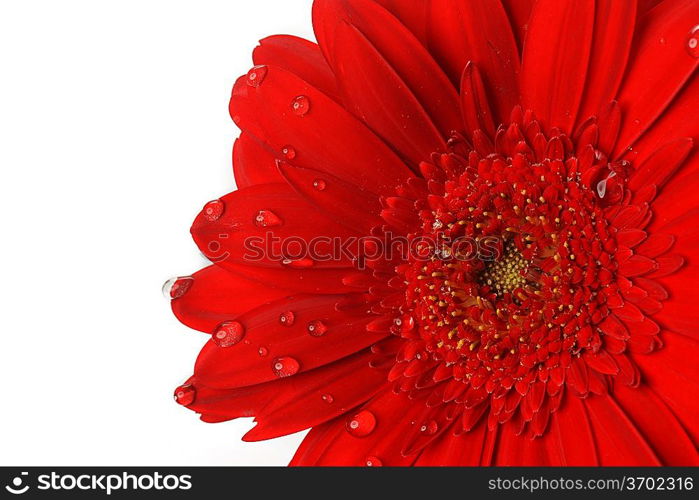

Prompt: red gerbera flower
[{"left": 167, "top": 0, "right": 699, "bottom": 465}]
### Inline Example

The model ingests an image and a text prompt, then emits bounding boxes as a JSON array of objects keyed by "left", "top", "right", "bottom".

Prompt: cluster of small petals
[{"left": 384, "top": 108, "right": 639, "bottom": 436}]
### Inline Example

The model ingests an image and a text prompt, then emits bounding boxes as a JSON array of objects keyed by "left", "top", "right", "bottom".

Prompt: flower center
[
  {"left": 479, "top": 241, "right": 530, "bottom": 296},
  {"left": 384, "top": 107, "right": 634, "bottom": 435}
]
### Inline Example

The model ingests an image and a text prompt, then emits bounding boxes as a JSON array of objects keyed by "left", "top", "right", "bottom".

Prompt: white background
[{"left": 0, "top": 0, "right": 314, "bottom": 465}]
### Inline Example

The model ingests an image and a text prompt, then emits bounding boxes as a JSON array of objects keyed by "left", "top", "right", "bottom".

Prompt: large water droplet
[
  {"left": 281, "top": 145, "right": 296, "bottom": 160},
  {"left": 202, "top": 199, "right": 224, "bottom": 222},
  {"left": 291, "top": 95, "right": 310, "bottom": 116},
  {"left": 346, "top": 410, "right": 376, "bottom": 437},
  {"left": 596, "top": 180, "right": 607, "bottom": 198},
  {"left": 596, "top": 170, "right": 616, "bottom": 199},
  {"left": 313, "top": 179, "right": 326, "bottom": 191},
  {"left": 212, "top": 321, "right": 245, "bottom": 347},
  {"left": 307, "top": 320, "right": 327, "bottom": 337},
  {"left": 246, "top": 65, "right": 268, "bottom": 87},
  {"left": 321, "top": 393, "right": 334, "bottom": 404},
  {"left": 420, "top": 420, "right": 439, "bottom": 435},
  {"left": 162, "top": 276, "right": 193, "bottom": 299},
  {"left": 365, "top": 456, "right": 383, "bottom": 467},
  {"left": 174, "top": 384, "right": 196, "bottom": 405},
  {"left": 254, "top": 209, "right": 282, "bottom": 227},
  {"left": 272, "top": 356, "right": 300, "bottom": 377},
  {"left": 279, "top": 311, "right": 295, "bottom": 326}
]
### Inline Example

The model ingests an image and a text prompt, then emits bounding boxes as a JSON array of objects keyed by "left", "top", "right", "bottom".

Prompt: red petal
[
  {"left": 597, "top": 101, "right": 622, "bottom": 154},
  {"left": 277, "top": 162, "right": 382, "bottom": 234},
  {"left": 495, "top": 417, "right": 548, "bottom": 464},
  {"left": 599, "top": 315, "right": 630, "bottom": 340},
  {"left": 218, "top": 261, "right": 360, "bottom": 295},
  {"left": 332, "top": 21, "right": 445, "bottom": 166},
  {"left": 501, "top": 0, "right": 535, "bottom": 49},
  {"left": 520, "top": 0, "right": 595, "bottom": 132},
  {"left": 244, "top": 351, "right": 387, "bottom": 440},
  {"left": 542, "top": 390, "right": 599, "bottom": 465},
  {"left": 289, "top": 416, "right": 344, "bottom": 466},
  {"left": 291, "top": 389, "right": 424, "bottom": 466},
  {"left": 373, "top": 0, "right": 429, "bottom": 44},
  {"left": 634, "top": 276, "right": 669, "bottom": 300},
  {"left": 613, "top": 0, "right": 699, "bottom": 156},
  {"left": 460, "top": 62, "right": 496, "bottom": 136},
  {"left": 313, "top": 0, "right": 460, "bottom": 138},
  {"left": 583, "top": 349, "right": 619, "bottom": 375},
  {"left": 648, "top": 174, "right": 699, "bottom": 228},
  {"left": 230, "top": 65, "right": 411, "bottom": 194},
  {"left": 415, "top": 419, "right": 493, "bottom": 465},
  {"left": 190, "top": 348, "right": 385, "bottom": 441},
  {"left": 636, "top": 234, "right": 676, "bottom": 258},
  {"left": 191, "top": 183, "right": 358, "bottom": 269},
  {"left": 618, "top": 254, "right": 657, "bottom": 277},
  {"left": 253, "top": 35, "right": 338, "bottom": 99},
  {"left": 629, "top": 138, "right": 694, "bottom": 191},
  {"left": 401, "top": 404, "right": 455, "bottom": 456},
  {"left": 194, "top": 294, "right": 387, "bottom": 389},
  {"left": 646, "top": 254, "right": 684, "bottom": 278},
  {"left": 577, "top": 0, "right": 638, "bottom": 121},
  {"left": 616, "top": 229, "right": 647, "bottom": 248},
  {"left": 171, "top": 265, "right": 291, "bottom": 333},
  {"left": 640, "top": 0, "right": 664, "bottom": 12},
  {"left": 233, "top": 132, "right": 285, "bottom": 188},
  {"left": 614, "top": 302, "right": 645, "bottom": 322},
  {"left": 566, "top": 357, "right": 589, "bottom": 396},
  {"left": 624, "top": 78, "right": 699, "bottom": 165},
  {"left": 427, "top": 0, "right": 520, "bottom": 123},
  {"left": 632, "top": 333, "right": 699, "bottom": 444},
  {"left": 585, "top": 394, "right": 661, "bottom": 465},
  {"left": 613, "top": 384, "right": 699, "bottom": 464}
]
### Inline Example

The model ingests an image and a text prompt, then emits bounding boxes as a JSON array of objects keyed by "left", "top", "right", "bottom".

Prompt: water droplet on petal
[
  {"left": 162, "top": 276, "right": 193, "bottom": 299},
  {"left": 346, "top": 410, "right": 376, "bottom": 437},
  {"left": 420, "top": 420, "right": 439, "bottom": 435},
  {"left": 307, "top": 320, "right": 327, "bottom": 337},
  {"left": 282, "top": 258, "right": 315, "bottom": 268},
  {"left": 279, "top": 311, "right": 295, "bottom": 326},
  {"left": 365, "top": 456, "right": 383, "bottom": 467},
  {"left": 258, "top": 346, "right": 268, "bottom": 357},
  {"left": 313, "top": 179, "right": 326, "bottom": 191},
  {"left": 291, "top": 95, "right": 310, "bottom": 116},
  {"left": 254, "top": 209, "right": 282, "bottom": 227},
  {"left": 246, "top": 65, "right": 268, "bottom": 87},
  {"left": 281, "top": 145, "right": 296, "bottom": 160},
  {"left": 596, "top": 179, "right": 607, "bottom": 198},
  {"left": 212, "top": 321, "right": 245, "bottom": 347},
  {"left": 272, "top": 356, "right": 300, "bottom": 377},
  {"left": 596, "top": 170, "right": 616, "bottom": 199},
  {"left": 174, "top": 384, "right": 196, "bottom": 405},
  {"left": 321, "top": 393, "right": 334, "bottom": 404},
  {"left": 202, "top": 199, "right": 224, "bottom": 222},
  {"left": 688, "top": 25, "right": 699, "bottom": 57}
]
